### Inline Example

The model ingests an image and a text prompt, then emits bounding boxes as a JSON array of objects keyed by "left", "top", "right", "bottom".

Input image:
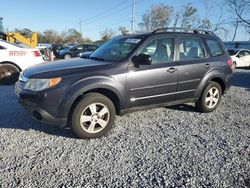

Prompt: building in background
[{"left": 224, "top": 41, "right": 250, "bottom": 50}]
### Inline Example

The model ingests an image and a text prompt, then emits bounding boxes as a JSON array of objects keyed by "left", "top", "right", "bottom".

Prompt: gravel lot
[{"left": 0, "top": 69, "right": 250, "bottom": 188}]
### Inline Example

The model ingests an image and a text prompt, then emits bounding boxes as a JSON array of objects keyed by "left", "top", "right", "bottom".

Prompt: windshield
[
  {"left": 89, "top": 36, "right": 144, "bottom": 62},
  {"left": 228, "top": 49, "right": 239, "bottom": 55}
]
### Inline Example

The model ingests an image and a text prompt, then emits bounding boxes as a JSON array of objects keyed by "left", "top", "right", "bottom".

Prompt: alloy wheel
[
  {"left": 205, "top": 87, "right": 220, "bottom": 109},
  {"left": 80, "top": 103, "right": 110, "bottom": 134}
]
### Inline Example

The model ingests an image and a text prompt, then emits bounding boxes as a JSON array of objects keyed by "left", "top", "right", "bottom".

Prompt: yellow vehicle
[
  {"left": 0, "top": 17, "right": 38, "bottom": 48},
  {"left": 7, "top": 32, "right": 38, "bottom": 48}
]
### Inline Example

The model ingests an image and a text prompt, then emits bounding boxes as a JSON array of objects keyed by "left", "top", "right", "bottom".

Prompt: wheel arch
[
  {"left": 64, "top": 53, "right": 72, "bottom": 58},
  {"left": 0, "top": 61, "right": 22, "bottom": 71},
  {"left": 210, "top": 77, "right": 225, "bottom": 94},
  {"left": 195, "top": 71, "right": 227, "bottom": 98},
  {"left": 66, "top": 87, "right": 121, "bottom": 126}
]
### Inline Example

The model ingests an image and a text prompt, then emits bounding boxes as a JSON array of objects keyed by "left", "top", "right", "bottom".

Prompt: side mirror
[{"left": 132, "top": 54, "right": 152, "bottom": 66}]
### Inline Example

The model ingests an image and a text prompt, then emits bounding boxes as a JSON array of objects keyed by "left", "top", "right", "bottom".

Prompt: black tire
[
  {"left": 195, "top": 81, "right": 222, "bottom": 113},
  {"left": 71, "top": 93, "right": 116, "bottom": 139},
  {"left": 64, "top": 53, "right": 72, "bottom": 59},
  {"left": 0, "top": 64, "right": 20, "bottom": 85}
]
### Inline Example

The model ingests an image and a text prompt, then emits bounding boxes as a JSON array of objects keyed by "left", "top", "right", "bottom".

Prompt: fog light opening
[{"left": 33, "top": 111, "right": 42, "bottom": 121}]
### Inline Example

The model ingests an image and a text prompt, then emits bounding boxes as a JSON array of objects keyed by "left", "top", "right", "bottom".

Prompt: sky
[{"left": 0, "top": 0, "right": 249, "bottom": 41}]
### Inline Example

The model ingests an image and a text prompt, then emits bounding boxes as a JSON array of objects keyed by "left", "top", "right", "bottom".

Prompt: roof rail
[
  {"left": 152, "top": 27, "right": 215, "bottom": 35},
  {"left": 193, "top": 29, "right": 215, "bottom": 35},
  {"left": 152, "top": 27, "right": 183, "bottom": 33}
]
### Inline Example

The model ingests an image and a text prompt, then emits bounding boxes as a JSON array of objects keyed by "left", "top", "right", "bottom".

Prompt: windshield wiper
[{"left": 89, "top": 56, "right": 105, "bottom": 61}]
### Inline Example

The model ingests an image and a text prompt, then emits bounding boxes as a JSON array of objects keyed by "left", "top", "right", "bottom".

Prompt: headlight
[{"left": 24, "top": 78, "right": 61, "bottom": 91}]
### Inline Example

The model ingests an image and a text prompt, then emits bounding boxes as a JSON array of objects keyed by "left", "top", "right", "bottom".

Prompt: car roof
[{"left": 121, "top": 31, "right": 218, "bottom": 40}]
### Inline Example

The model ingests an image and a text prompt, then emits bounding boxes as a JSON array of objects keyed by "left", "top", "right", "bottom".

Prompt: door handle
[
  {"left": 204, "top": 63, "right": 210, "bottom": 69},
  {"left": 167, "top": 67, "right": 176, "bottom": 73}
]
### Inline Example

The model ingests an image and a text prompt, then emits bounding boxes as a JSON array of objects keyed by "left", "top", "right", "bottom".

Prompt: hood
[{"left": 23, "top": 58, "right": 111, "bottom": 78}]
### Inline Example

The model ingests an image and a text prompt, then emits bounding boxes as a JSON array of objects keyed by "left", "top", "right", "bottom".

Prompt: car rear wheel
[
  {"left": 0, "top": 64, "right": 19, "bottom": 85},
  {"left": 71, "top": 93, "right": 116, "bottom": 139},
  {"left": 196, "top": 81, "right": 222, "bottom": 113},
  {"left": 64, "top": 54, "right": 72, "bottom": 59}
]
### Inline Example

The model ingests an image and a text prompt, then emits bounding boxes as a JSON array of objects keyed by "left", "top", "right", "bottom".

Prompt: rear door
[
  {"left": 126, "top": 35, "right": 178, "bottom": 107},
  {"left": 176, "top": 37, "right": 209, "bottom": 100},
  {"left": 71, "top": 45, "right": 85, "bottom": 57}
]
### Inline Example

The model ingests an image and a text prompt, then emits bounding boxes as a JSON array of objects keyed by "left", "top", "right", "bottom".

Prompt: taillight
[
  {"left": 32, "top": 51, "right": 41, "bottom": 57},
  {"left": 227, "top": 58, "right": 233, "bottom": 69}
]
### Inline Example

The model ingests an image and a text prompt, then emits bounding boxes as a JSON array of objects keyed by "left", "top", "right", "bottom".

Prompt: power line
[
  {"left": 83, "top": 0, "right": 129, "bottom": 24},
  {"left": 65, "top": 0, "right": 146, "bottom": 35},
  {"left": 84, "top": 0, "right": 146, "bottom": 26},
  {"left": 84, "top": 16, "right": 129, "bottom": 33}
]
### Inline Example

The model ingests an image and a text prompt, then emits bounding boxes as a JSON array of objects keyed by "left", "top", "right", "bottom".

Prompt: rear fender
[{"left": 195, "top": 69, "right": 226, "bottom": 98}]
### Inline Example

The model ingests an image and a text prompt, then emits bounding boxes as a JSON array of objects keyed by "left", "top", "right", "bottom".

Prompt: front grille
[{"left": 15, "top": 80, "right": 26, "bottom": 97}]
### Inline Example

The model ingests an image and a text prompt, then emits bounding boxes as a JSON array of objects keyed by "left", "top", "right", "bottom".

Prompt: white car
[
  {"left": 228, "top": 49, "right": 250, "bottom": 68},
  {"left": 0, "top": 40, "right": 44, "bottom": 84}
]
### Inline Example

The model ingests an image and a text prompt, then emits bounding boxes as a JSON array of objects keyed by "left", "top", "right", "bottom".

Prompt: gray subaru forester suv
[{"left": 16, "top": 28, "right": 233, "bottom": 139}]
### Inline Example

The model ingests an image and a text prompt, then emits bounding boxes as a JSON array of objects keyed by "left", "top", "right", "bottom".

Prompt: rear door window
[
  {"left": 178, "top": 38, "right": 205, "bottom": 61},
  {"left": 87, "top": 45, "right": 97, "bottom": 51},
  {"left": 206, "top": 39, "right": 224, "bottom": 57},
  {"left": 76, "top": 45, "right": 84, "bottom": 51}
]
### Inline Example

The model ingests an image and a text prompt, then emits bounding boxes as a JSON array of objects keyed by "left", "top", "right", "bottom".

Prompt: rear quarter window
[{"left": 206, "top": 39, "right": 224, "bottom": 57}]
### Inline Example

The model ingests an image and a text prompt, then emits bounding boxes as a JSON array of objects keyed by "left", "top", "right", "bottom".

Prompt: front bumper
[
  {"left": 15, "top": 80, "right": 67, "bottom": 128},
  {"left": 20, "top": 99, "right": 67, "bottom": 128}
]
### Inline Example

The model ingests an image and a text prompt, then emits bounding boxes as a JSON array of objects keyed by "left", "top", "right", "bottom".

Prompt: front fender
[{"left": 58, "top": 75, "right": 125, "bottom": 117}]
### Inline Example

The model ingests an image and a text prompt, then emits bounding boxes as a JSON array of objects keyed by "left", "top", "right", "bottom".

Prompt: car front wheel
[
  {"left": 196, "top": 81, "right": 222, "bottom": 113},
  {"left": 64, "top": 54, "right": 72, "bottom": 59},
  {"left": 71, "top": 93, "right": 116, "bottom": 139},
  {"left": 0, "top": 64, "right": 19, "bottom": 85}
]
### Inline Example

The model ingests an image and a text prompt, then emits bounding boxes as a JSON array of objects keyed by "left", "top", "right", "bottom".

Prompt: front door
[
  {"left": 126, "top": 36, "right": 178, "bottom": 107},
  {"left": 71, "top": 45, "right": 85, "bottom": 57}
]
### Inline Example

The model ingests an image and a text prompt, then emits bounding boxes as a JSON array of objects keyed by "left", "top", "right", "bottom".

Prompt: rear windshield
[
  {"left": 227, "top": 49, "right": 239, "bottom": 55},
  {"left": 206, "top": 39, "right": 224, "bottom": 57}
]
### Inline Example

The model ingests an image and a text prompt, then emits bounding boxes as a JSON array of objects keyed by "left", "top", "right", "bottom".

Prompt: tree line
[
  {"left": 138, "top": 0, "right": 250, "bottom": 41},
  {"left": 12, "top": 0, "right": 250, "bottom": 44}
]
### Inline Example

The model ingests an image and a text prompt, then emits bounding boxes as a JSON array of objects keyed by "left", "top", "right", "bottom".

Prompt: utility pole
[
  {"left": 0, "top": 17, "right": 5, "bottom": 33},
  {"left": 131, "top": 0, "right": 135, "bottom": 34},
  {"left": 79, "top": 19, "right": 82, "bottom": 34}
]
